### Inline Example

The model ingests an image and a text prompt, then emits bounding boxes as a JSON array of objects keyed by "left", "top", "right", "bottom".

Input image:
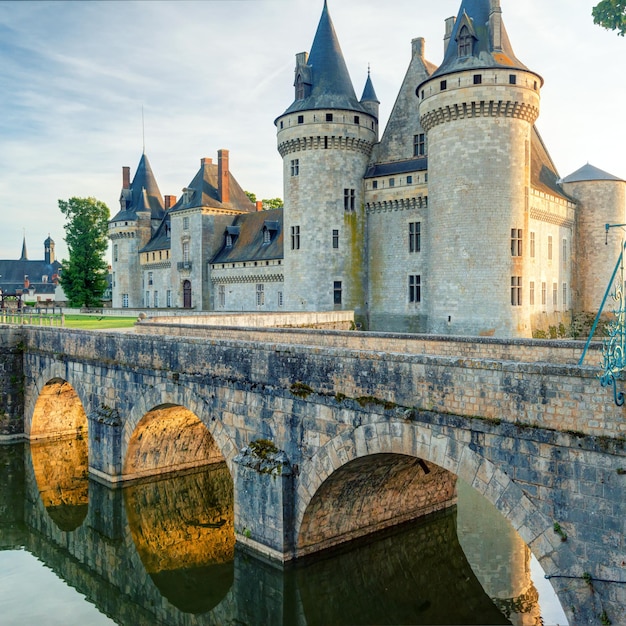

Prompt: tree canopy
[
  {"left": 245, "top": 191, "right": 284, "bottom": 210},
  {"left": 58, "top": 196, "right": 110, "bottom": 307},
  {"left": 593, "top": 0, "right": 626, "bottom": 35}
]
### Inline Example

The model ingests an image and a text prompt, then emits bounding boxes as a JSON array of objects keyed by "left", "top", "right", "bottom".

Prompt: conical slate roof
[
  {"left": 360, "top": 70, "right": 379, "bottom": 104},
  {"left": 20, "top": 236, "right": 28, "bottom": 261},
  {"left": 281, "top": 1, "right": 368, "bottom": 116},
  {"left": 561, "top": 163, "right": 624, "bottom": 184},
  {"left": 429, "top": 0, "right": 540, "bottom": 82},
  {"left": 111, "top": 153, "right": 165, "bottom": 223}
]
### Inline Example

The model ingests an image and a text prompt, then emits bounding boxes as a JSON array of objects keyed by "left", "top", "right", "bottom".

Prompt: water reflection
[{"left": 0, "top": 443, "right": 566, "bottom": 625}]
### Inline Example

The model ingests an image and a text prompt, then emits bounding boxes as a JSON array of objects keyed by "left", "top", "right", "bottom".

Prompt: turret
[
  {"left": 417, "top": 0, "right": 543, "bottom": 337},
  {"left": 44, "top": 235, "right": 55, "bottom": 265},
  {"left": 275, "top": 1, "right": 377, "bottom": 319},
  {"left": 360, "top": 68, "right": 380, "bottom": 120}
]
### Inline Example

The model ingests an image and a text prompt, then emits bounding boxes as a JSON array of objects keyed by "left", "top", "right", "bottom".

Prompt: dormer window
[
  {"left": 263, "top": 229, "right": 271, "bottom": 244},
  {"left": 262, "top": 221, "right": 279, "bottom": 245},
  {"left": 225, "top": 225, "right": 240, "bottom": 249},
  {"left": 226, "top": 234, "right": 233, "bottom": 248},
  {"left": 458, "top": 25, "right": 473, "bottom": 57},
  {"left": 182, "top": 187, "right": 195, "bottom": 205}
]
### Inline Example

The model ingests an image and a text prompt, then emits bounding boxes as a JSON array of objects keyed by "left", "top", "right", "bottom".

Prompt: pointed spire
[
  {"left": 281, "top": 1, "right": 367, "bottom": 116},
  {"left": 20, "top": 233, "right": 28, "bottom": 261},
  {"left": 360, "top": 66, "right": 380, "bottom": 104}
]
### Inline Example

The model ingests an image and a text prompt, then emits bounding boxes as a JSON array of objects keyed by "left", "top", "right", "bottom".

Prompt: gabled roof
[
  {"left": 111, "top": 153, "right": 165, "bottom": 223},
  {"left": 561, "top": 163, "right": 625, "bottom": 184},
  {"left": 280, "top": 1, "right": 368, "bottom": 117},
  {"left": 211, "top": 208, "right": 284, "bottom": 264},
  {"left": 428, "top": 0, "right": 541, "bottom": 83},
  {"left": 168, "top": 159, "right": 255, "bottom": 214},
  {"left": 139, "top": 214, "right": 171, "bottom": 254}
]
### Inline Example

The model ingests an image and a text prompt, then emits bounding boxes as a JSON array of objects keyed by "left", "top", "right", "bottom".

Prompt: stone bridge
[{"left": 1, "top": 323, "right": 625, "bottom": 623}]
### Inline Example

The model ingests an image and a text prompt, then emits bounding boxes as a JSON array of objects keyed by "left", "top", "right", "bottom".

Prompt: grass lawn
[{"left": 63, "top": 315, "right": 137, "bottom": 330}]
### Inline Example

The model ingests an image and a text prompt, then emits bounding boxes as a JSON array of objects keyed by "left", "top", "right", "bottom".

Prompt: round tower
[
  {"left": 275, "top": 1, "right": 378, "bottom": 319},
  {"left": 563, "top": 164, "right": 626, "bottom": 314},
  {"left": 418, "top": 0, "right": 542, "bottom": 337}
]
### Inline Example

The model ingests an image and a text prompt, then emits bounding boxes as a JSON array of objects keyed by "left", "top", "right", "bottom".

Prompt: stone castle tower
[
  {"left": 418, "top": 0, "right": 543, "bottom": 337},
  {"left": 275, "top": 1, "right": 378, "bottom": 318}
]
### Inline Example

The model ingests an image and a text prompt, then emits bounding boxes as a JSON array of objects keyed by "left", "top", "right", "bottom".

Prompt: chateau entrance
[{"left": 183, "top": 280, "right": 192, "bottom": 308}]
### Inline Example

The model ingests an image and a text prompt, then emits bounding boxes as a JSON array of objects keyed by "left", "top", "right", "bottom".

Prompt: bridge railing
[{"left": 0, "top": 310, "right": 64, "bottom": 327}]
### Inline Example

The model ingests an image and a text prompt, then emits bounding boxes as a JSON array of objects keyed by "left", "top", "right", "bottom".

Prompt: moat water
[{"left": 0, "top": 442, "right": 568, "bottom": 626}]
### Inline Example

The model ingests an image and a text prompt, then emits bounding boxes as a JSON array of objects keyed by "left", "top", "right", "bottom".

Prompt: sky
[{"left": 0, "top": 0, "right": 624, "bottom": 262}]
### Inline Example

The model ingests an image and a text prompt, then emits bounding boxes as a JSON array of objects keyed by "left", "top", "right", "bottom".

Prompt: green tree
[
  {"left": 58, "top": 197, "right": 110, "bottom": 307},
  {"left": 262, "top": 197, "right": 284, "bottom": 210},
  {"left": 593, "top": 0, "right": 626, "bottom": 35},
  {"left": 245, "top": 190, "right": 257, "bottom": 203}
]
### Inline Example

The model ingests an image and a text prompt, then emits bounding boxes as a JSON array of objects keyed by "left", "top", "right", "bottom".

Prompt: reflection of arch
[
  {"left": 124, "top": 464, "right": 234, "bottom": 614},
  {"left": 30, "top": 437, "right": 89, "bottom": 531},
  {"left": 30, "top": 378, "right": 88, "bottom": 440},
  {"left": 124, "top": 404, "right": 224, "bottom": 481},
  {"left": 121, "top": 383, "right": 238, "bottom": 477},
  {"left": 296, "top": 420, "right": 562, "bottom": 566}
]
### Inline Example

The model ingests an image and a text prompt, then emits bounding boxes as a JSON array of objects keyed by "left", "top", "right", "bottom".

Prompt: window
[
  {"left": 409, "top": 275, "right": 421, "bottom": 303},
  {"left": 529, "top": 281, "right": 535, "bottom": 306},
  {"left": 112, "top": 272, "right": 116, "bottom": 288},
  {"left": 354, "top": 115, "right": 360, "bottom": 124},
  {"left": 332, "top": 229, "right": 339, "bottom": 249},
  {"left": 146, "top": 291, "right": 150, "bottom": 308},
  {"left": 563, "top": 238, "right": 567, "bottom": 267},
  {"left": 298, "top": 115, "right": 304, "bottom": 124},
  {"left": 182, "top": 241, "right": 190, "bottom": 263},
  {"left": 166, "top": 290, "right": 172, "bottom": 307},
  {"left": 407, "top": 175, "right": 413, "bottom": 184},
  {"left": 278, "top": 291, "right": 283, "bottom": 307},
  {"left": 547, "top": 235, "right": 553, "bottom": 260},
  {"left": 372, "top": 181, "right": 378, "bottom": 189},
  {"left": 256, "top": 284, "right": 265, "bottom": 307},
  {"left": 344, "top": 188, "right": 356, "bottom": 211},
  {"left": 122, "top": 293, "right": 129, "bottom": 308},
  {"left": 458, "top": 25, "right": 472, "bottom": 57},
  {"left": 553, "top": 282, "right": 558, "bottom": 306},
  {"left": 541, "top": 282, "right": 546, "bottom": 306},
  {"left": 113, "top": 244, "right": 118, "bottom": 262},
  {"left": 511, "top": 229, "right": 522, "bottom": 256},
  {"left": 226, "top": 234, "right": 233, "bottom": 248},
  {"left": 563, "top": 283, "right": 568, "bottom": 308},
  {"left": 291, "top": 225, "right": 300, "bottom": 250},
  {"left": 511, "top": 276, "right": 522, "bottom": 306},
  {"left": 218, "top": 285, "right": 225, "bottom": 308},
  {"left": 413, "top": 133, "right": 426, "bottom": 157},
  {"left": 296, "top": 76, "right": 305, "bottom": 100},
  {"left": 291, "top": 159, "right": 299, "bottom": 176},
  {"left": 389, "top": 178, "right": 395, "bottom": 188},
  {"left": 530, "top": 232, "right": 536, "bottom": 258},
  {"left": 440, "top": 80, "right": 447, "bottom": 91},
  {"left": 148, "top": 271, "right": 153, "bottom": 286},
  {"left": 326, "top": 113, "right": 333, "bottom": 122},
  {"left": 509, "top": 74, "right": 517, "bottom": 85},
  {"left": 263, "top": 228, "right": 271, "bottom": 244},
  {"left": 473, "top": 74, "right": 482, "bottom": 85},
  {"left": 154, "top": 291, "right": 159, "bottom": 307},
  {"left": 183, "top": 216, "right": 189, "bottom": 230},
  {"left": 333, "top": 281, "right": 342, "bottom": 306},
  {"left": 409, "top": 222, "right": 421, "bottom": 253}
]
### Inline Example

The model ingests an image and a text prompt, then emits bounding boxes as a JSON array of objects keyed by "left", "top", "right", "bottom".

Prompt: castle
[{"left": 109, "top": 0, "right": 626, "bottom": 338}]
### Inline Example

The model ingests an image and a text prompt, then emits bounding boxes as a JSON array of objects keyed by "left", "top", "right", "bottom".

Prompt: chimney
[
  {"left": 489, "top": 0, "right": 503, "bottom": 51},
  {"left": 201, "top": 157, "right": 213, "bottom": 167},
  {"left": 256, "top": 201, "right": 263, "bottom": 212},
  {"left": 444, "top": 16, "right": 456, "bottom": 55},
  {"left": 164, "top": 195, "right": 177, "bottom": 210},
  {"left": 218, "top": 149, "right": 230, "bottom": 204},
  {"left": 122, "top": 166, "right": 131, "bottom": 189},
  {"left": 412, "top": 37, "right": 425, "bottom": 60}
]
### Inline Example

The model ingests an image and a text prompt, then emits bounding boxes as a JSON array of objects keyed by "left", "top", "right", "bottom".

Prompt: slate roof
[
  {"left": 364, "top": 158, "right": 428, "bottom": 179},
  {"left": 360, "top": 71, "right": 380, "bottom": 104},
  {"left": 529, "top": 126, "right": 571, "bottom": 200},
  {"left": 0, "top": 240, "right": 62, "bottom": 296},
  {"left": 111, "top": 153, "right": 165, "bottom": 223},
  {"left": 168, "top": 159, "right": 256, "bottom": 214},
  {"left": 561, "top": 163, "right": 625, "bottom": 184},
  {"left": 211, "top": 208, "right": 284, "bottom": 264},
  {"left": 426, "top": 0, "right": 542, "bottom": 84},
  {"left": 280, "top": 1, "right": 369, "bottom": 117},
  {"left": 139, "top": 214, "right": 171, "bottom": 254}
]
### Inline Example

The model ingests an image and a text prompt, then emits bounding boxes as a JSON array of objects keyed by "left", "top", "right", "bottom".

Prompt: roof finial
[{"left": 142, "top": 105, "right": 146, "bottom": 155}]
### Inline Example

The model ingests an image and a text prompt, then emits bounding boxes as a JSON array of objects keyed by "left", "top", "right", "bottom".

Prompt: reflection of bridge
[
  {"left": 2, "top": 444, "right": 522, "bottom": 625},
  {"left": 2, "top": 324, "right": 626, "bottom": 622}
]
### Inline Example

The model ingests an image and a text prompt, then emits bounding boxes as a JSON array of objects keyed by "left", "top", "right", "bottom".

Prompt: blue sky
[{"left": 1, "top": 0, "right": 624, "bottom": 261}]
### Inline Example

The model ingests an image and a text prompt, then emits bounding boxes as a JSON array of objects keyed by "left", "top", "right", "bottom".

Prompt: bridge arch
[
  {"left": 25, "top": 360, "right": 90, "bottom": 439},
  {"left": 295, "top": 418, "right": 563, "bottom": 571},
  {"left": 121, "top": 382, "right": 239, "bottom": 480}
]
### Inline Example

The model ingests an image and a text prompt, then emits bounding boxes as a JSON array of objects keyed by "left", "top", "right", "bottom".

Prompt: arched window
[
  {"left": 458, "top": 25, "right": 472, "bottom": 57},
  {"left": 296, "top": 75, "right": 305, "bottom": 100}
]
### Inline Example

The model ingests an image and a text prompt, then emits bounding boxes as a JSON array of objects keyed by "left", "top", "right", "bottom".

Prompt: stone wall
[{"left": 0, "top": 326, "right": 24, "bottom": 438}]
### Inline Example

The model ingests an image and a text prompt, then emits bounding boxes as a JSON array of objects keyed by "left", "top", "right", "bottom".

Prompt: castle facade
[{"left": 109, "top": 0, "right": 626, "bottom": 338}]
